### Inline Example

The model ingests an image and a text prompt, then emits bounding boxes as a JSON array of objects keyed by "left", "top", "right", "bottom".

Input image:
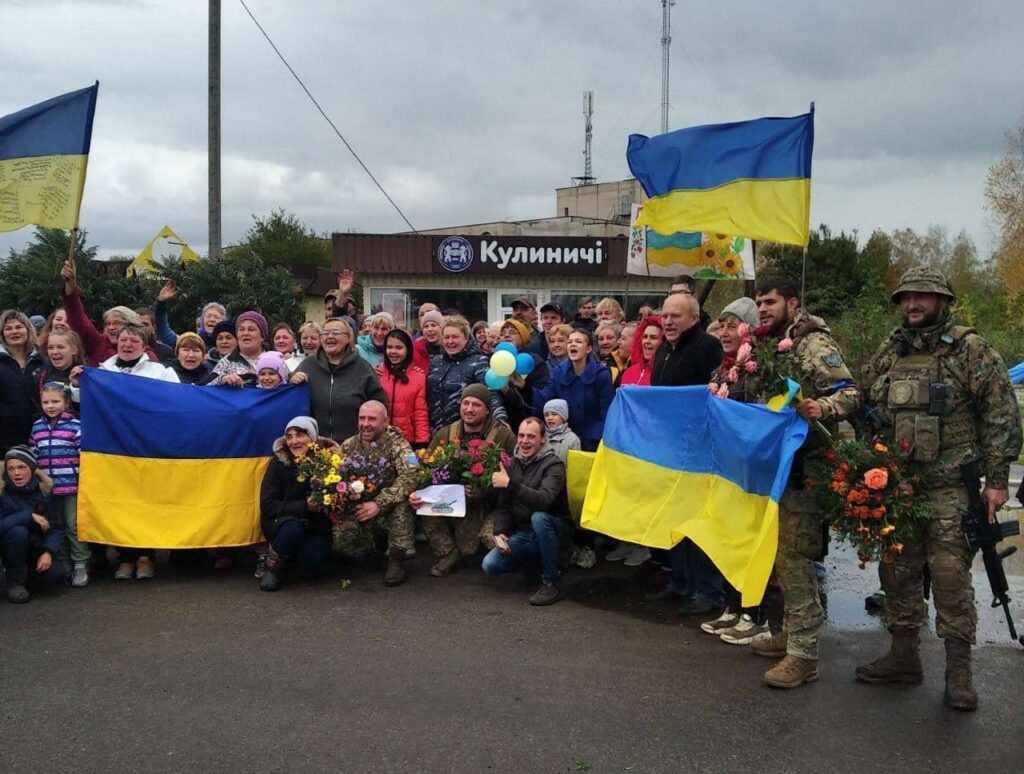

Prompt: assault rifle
[{"left": 961, "top": 459, "right": 1024, "bottom": 647}]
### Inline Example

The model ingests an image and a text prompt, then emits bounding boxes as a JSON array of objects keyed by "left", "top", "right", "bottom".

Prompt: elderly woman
[
  {"left": 595, "top": 320, "right": 624, "bottom": 384},
  {"left": 170, "top": 332, "right": 215, "bottom": 385},
  {"left": 356, "top": 312, "right": 394, "bottom": 368},
  {"left": 258, "top": 416, "right": 338, "bottom": 591},
  {"left": 497, "top": 319, "right": 550, "bottom": 433},
  {"left": 0, "top": 311, "right": 46, "bottom": 455},
  {"left": 297, "top": 321, "right": 321, "bottom": 358},
  {"left": 270, "top": 322, "right": 306, "bottom": 372},
  {"left": 207, "top": 319, "right": 237, "bottom": 365},
  {"left": 595, "top": 297, "right": 625, "bottom": 324},
  {"left": 411, "top": 309, "right": 444, "bottom": 372},
  {"left": 153, "top": 281, "right": 228, "bottom": 350},
  {"left": 210, "top": 311, "right": 268, "bottom": 387},
  {"left": 290, "top": 317, "right": 386, "bottom": 441},
  {"left": 426, "top": 315, "right": 505, "bottom": 433}
]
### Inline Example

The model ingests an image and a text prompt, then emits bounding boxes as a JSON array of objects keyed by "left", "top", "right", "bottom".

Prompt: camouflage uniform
[
  {"left": 331, "top": 425, "right": 420, "bottom": 558},
  {"left": 861, "top": 268, "right": 1022, "bottom": 644},
  {"left": 420, "top": 417, "right": 517, "bottom": 559},
  {"left": 774, "top": 312, "right": 862, "bottom": 661}
]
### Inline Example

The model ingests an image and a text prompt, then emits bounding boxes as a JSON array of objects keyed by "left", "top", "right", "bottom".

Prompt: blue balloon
[
  {"left": 484, "top": 369, "right": 510, "bottom": 390},
  {"left": 494, "top": 342, "right": 518, "bottom": 355},
  {"left": 515, "top": 353, "right": 536, "bottom": 376}
]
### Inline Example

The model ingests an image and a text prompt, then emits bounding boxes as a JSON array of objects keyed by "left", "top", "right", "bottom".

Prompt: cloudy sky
[{"left": 2, "top": 0, "right": 1022, "bottom": 260}]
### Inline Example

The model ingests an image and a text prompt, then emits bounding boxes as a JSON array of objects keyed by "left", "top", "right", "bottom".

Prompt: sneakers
[
  {"left": 751, "top": 630, "right": 788, "bottom": 658},
  {"left": 254, "top": 553, "right": 267, "bottom": 579},
  {"left": 6, "top": 584, "right": 30, "bottom": 603},
  {"left": 764, "top": 654, "right": 820, "bottom": 689},
  {"left": 114, "top": 562, "right": 134, "bottom": 580},
  {"left": 623, "top": 545, "right": 651, "bottom": 567},
  {"left": 605, "top": 542, "right": 634, "bottom": 562},
  {"left": 571, "top": 546, "right": 597, "bottom": 569},
  {"left": 700, "top": 609, "right": 738, "bottom": 634},
  {"left": 135, "top": 557, "right": 155, "bottom": 579},
  {"left": 529, "top": 580, "right": 564, "bottom": 606},
  {"left": 259, "top": 565, "right": 282, "bottom": 592},
  {"left": 70, "top": 564, "right": 89, "bottom": 588},
  {"left": 718, "top": 615, "right": 770, "bottom": 645}
]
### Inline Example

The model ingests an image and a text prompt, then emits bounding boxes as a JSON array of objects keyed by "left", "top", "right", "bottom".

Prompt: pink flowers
[
  {"left": 470, "top": 462, "right": 485, "bottom": 476},
  {"left": 744, "top": 359, "right": 757, "bottom": 374},
  {"left": 777, "top": 338, "right": 794, "bottom": 353},
  {"left": 738, "top": 323, "right": 750, "bottom": 338},
  {"left": 727, "top": 366, "right": 739, "bottom": 383},
  {"left": 736, "top": 342, "right": 752, "bottom": 364}
]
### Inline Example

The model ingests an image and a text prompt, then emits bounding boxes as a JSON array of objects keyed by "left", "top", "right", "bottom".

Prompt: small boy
[
  {"left": 542, "top": 399, "right": 581, "bottom": 463},
  {"left": 256, "top": 351, "right": 287, "bottom": 389}
]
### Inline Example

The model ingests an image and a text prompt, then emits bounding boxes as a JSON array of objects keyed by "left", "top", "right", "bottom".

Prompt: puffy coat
[
  {"left": 411, "top": 337, "right": 442, "bottom": 373},
  {"left": 491, "top": 444, "right": 569, "bottom": 535},
  {"left": 0, "top": 470, "right": 62, "bottom": 559},
  {"left": 0, "top": 345, "right": 46, "bottom": 454},
  {"left": 99, "top": 354, "right": 181, "bottom": 383},
  {"left": 532, "top": 357, "right": 613, "bottom": 452},
  {"left": 260, "top": 436, "right": 338, "bottom": 541},
  {"left": 293, "top": 349, "right": 387, "bottom": 442},
  {"left": 426, "top": 341, "right": 506, "bottom": 432},
  {"left": 376, "top": 364, "right": 430, "bottom": 446},
  {"left": 356, "top": 334, "right": 385, "bottom": 368}
]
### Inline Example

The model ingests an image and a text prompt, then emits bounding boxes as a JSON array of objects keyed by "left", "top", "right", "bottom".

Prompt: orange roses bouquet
[{"left": 806, "top": 438, "right": 932, "bottom": 566}]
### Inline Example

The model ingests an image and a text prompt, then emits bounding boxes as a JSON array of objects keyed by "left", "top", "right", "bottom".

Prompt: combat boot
[
  {"left": 944, "top": 639, "right": 977, "bottom": 711},
  {"left": 259, "top": 551, "right": 283, "bottom": 592},
  {"left": 5, "top": 568, "right": 29, "bottom": 604},
  {"left": 763, "top": 654, "right": 819, "bottom": 689},
  {"left": 751, "top": 630, "right": 788, "bottom": 658},
  {"left": 383, "top": 547, "right": 406, "bottom": 587},
  {"left": 855, "top": 629, "right": 924, "bottom": 684},
  {"left": 430, "top": 549, "right": 461, "bottom": 577}
]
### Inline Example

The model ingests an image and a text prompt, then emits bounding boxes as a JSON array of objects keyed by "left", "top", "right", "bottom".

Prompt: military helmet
[{"left": 890, "top": 265, "right": 955, "bottom": 303}]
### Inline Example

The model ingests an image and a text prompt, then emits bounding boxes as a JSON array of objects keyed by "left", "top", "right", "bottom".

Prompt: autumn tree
[{"left": 985, "top": 117, "right": 1024, "bottom": 298}]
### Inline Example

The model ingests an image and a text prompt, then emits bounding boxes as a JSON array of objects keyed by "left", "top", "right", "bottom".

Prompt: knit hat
[
  {"left": 502, "top": 318, "right": 532, "bottom": 344},
  {"left": 235, "top": 311, "right": 269, "bottom": 341},
  {"left": 461, "top": 383, "right": 492, "bottom": 408},
  {"left": 212, "top": 319, "right": 237, "bottom": 339},
  {"left": 29, "top": 314, "right": 46, "bottom": 329},
  {"left": 5, "top": 444, "right": 37, "bottom": 472},
  {"left": 542, "top": 399, "right": 569, "bottom": 422},
  {"left": 256, "top": 351, "right": 287, "bottom": 382},
  {"left": 105, "top": 305, "right": 142, "bottom": 326},
  {"left": 175, "top": 331, "right": 207, "bottom": 355},
  {"left": 718, "top": 297, "right": 759, "bottom": 328},
  {"left": 285, "top": 416, "right": 318, "bottom": 440},
  {"left": 421, "top": 310, "right": 444, "bottom": 329}
]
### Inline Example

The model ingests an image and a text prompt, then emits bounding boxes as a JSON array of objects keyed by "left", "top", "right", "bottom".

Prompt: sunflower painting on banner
[{"left": 626, "top": 203, "right": 754, "bottom": 279}]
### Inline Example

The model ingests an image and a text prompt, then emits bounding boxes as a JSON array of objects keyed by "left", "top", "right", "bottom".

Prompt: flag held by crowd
[
  {"left": 580, "top": 386, "right": 808, "bottom": 606},
  {"left": 77, "top": 369, "right": 309, "bottom": 548},
  {"left": 627, "top": 111, "right": 814, "bottom": 247},
  {"left": 0, "top": 83, "right": 99, "bottom": 233}
]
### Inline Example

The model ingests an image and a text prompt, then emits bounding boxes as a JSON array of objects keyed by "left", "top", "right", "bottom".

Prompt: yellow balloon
[{"left": 490, "top": 350, "right": 516, "bottom": 377}]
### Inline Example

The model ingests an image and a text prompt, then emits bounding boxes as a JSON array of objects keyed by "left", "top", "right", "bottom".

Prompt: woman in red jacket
[
  {"left": 376, "top": 329, "right": 430, "bottom": 448},
  {"left": 619, "top": 315, "right": 664, "bottom": 387}
]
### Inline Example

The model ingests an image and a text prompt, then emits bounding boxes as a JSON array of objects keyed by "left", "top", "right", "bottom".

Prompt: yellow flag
[{"left": 126, "top": 225, "right": 199, "bottom": 277}]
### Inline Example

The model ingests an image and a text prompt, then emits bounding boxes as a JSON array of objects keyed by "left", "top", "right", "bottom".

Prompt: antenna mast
[
  {"left": 661, "top": 0, "right": 674, "bottom": 134},
  {"left": 573, "top": 90, "right": 595, "bottom": 186}
]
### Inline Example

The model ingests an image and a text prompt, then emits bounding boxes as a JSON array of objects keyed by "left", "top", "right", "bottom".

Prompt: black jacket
[
  {"left": 294, "top": 349, "right": 387, "bottom": 441},
  {"left": 501, "top": 353, "right": 550, "bottom": 433},
  {"left": 650, "top": 325, "right": 723, "bottom": 387},
  {"left": 171, "top": 360, "right": 216, "bottom": 385},
  {"left": 259, "top": 436, "right": 338, "bottom": 541},
  {"left": 0, "top": 346, "right": 45, "bottom": 454},
  {"left": 491, "top": 445, "right": 569, "bottom": 535}
]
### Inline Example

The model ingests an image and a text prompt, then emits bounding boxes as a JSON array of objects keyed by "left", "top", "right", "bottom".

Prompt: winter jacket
[
  {"left": 99, "top": 354, "right": 181, "bottom": 383},
  {"left": 491, "top": 445, "right": 569, "bottom": 535},
  {"left": 62, "top": 288, "right": 158, "bottom": 366},
  {"left": 154, "top": 299, "right": 219, "bottom": 350},
  {"left": 171, "top": 359, "right": 216, "bottom": 385},
  {"left": 0, "top": 345, "right": 46, "bottom": 454},
  {"left": 572, "top": 315, "right": 597, "bottom": 335},
  {"left": 355, "top": 334, "right": 385, "bottom": 368},
  {"left": 0, "top": 470, "right": 62, "bottom": 558},
  {"left": 411, "top": 337, "right": 442, "bottom": 374},
  {"left": 650, "top": 324, "right": 723, "bottom": 388},
  {"left": 545, "top": 423, "right": 581, "bottom": 463},
  {"left": 501, "top": 353, "right": 550, "bottom": 434},
  {"left": 620, "top": 316, "right": 663, "bottom": 388},
  {"left": 293, "top": 349, "right": 388, "bottom": 442},
  {"left": 532, "top": 357, "right": 614, "bottom": 452},
  {"left": 210, "top": 350, "right": 262, "bottom": 386},
  {"left": 376, "top": 364, "right": 430, "bottom": 446},
  {"left": 523, "top": 328, "right": 547, "bottom": 358},
  {"left": 426, "top": 341, "right": 506, "bottom": 432},
  {"left": 29, "top": 412, "right": 81, "bottom": 495},
  {"left": 260, "top": 436, "right": 338, "bottom": 541}
]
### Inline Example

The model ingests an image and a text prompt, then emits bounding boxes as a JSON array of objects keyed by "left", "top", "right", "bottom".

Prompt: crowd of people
[{"left": 1, "top": 257, "right": 1019, "bottom": 710}]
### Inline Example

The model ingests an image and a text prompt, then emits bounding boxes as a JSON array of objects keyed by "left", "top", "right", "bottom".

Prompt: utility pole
[
  {"left": 661, "top": 0, "right": 675, "bottom": 134},
  {"left": 208, "top": 0, "right": 222, "bottom": 259}
]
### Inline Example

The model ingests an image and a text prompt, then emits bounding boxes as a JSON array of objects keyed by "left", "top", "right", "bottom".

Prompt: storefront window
[
  {"left": 550, "top": 291, "right": 668, "bottom": 323},
  {"left": 368, "top": 288, "right": 489, "bottom": 330}
]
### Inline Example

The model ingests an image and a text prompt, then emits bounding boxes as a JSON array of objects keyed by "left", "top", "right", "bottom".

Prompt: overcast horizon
[{"left": 2, "top": 0, "right": 1022, "bottom": 261}]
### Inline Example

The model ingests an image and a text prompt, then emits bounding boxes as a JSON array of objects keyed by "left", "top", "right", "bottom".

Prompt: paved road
[{"left": 2, "top": 553, "right": 1022, "bottom": 774}]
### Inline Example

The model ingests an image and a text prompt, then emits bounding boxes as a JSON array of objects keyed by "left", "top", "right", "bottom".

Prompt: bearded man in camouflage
[{"left": 857, "top": 266, "right": 1022, "bottom": 711}]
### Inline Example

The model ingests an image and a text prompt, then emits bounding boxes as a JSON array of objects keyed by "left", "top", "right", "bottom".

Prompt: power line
[{"left": 237, "top": 0, "right": 417, "bottom": 232}]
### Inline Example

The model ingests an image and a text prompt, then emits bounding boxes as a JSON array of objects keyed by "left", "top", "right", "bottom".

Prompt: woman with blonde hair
[
  {"left": 426, "top": 315, "right": 505, "bottom": 432},
  {"left": 595, "top": 297, "right": 624, "bottom": 324},
  {"left": 0, "top": 311, "right": 46, "bottom": 455}
]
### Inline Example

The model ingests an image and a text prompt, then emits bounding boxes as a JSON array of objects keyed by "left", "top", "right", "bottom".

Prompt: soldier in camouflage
[
  {"left": 749, "top": 277, "right": 863, "bottom": 689},
  {"left": 332, "top": 400, "right": 421, "bottom": 586},
  {"left": 856, "top": 266, "right": 1022, "bottom": 710}
]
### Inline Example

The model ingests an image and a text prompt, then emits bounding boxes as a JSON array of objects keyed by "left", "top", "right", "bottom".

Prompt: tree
[
  {"left": 231, "top": 209, "right": 331, "bottom": 268},
  {"left": 985, "top": 118, "right": 1024, "bottom": 299}
]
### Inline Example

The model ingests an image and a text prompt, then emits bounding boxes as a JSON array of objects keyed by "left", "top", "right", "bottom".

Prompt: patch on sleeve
[{"left": 822, "top": 351, "right": 844, "bottom": 368}]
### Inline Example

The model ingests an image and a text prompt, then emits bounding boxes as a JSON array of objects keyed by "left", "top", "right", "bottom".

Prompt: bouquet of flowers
[
  {"left": 805, "top": 438, "right": 931, "bottom": 567},
  {"left": 294, "top": 442, "right": 344, "bottom": 507},
  {"left": 414, "top": 440, "right": 466, "bottom": 487},
  {"left": 707, "top": 323, "right": 802, "bottom": 403},
  {"left": 461, "top": 438, "right": 512, "bottom": 488},
  {"left": 413, "top": 438, "right": 512, "bottom": 489}
]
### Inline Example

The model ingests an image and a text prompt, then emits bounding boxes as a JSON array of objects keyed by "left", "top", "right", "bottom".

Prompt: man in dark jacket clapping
[{"left": 482, "top": 417, "right": 572, "bottom": 606}]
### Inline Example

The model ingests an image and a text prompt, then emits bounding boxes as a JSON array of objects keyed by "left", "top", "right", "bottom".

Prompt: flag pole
[{"left": 800, "top": 101, "right": 814, "bottom": 309}]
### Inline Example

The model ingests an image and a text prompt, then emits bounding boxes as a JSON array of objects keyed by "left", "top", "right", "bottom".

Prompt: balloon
[
  {"left": 494, "top": 342, "right": 518, "bottom": 356},
  {"left": 484, "top": 369, "right": 509, "bottom": 389},
  {"left": 490, "top": 350, "right": 516, "bottom": 377},
  {"left": 515, "top": 353, "right": 536, "bottom": 376}
]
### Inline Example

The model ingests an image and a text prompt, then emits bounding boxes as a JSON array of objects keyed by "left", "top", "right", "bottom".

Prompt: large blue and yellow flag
[
  {"left": 581, "top": 386, "right": 808, "bottom": 606},
  {"left": 627, "top": 111, "right": 814, "bottom": 247},
  {"left": 78, "top": 368, "right": 309, "bottom": 548},
  {"left": 0, "top": 83, "right": 98, "bottom": 232}
]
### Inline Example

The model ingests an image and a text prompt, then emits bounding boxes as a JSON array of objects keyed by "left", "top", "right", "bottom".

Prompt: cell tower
[
  {"left": 573, "top": 91, "right": 595, "bottom": 186},
  {"left": 661, "top": 0, "right": 674, "bottom": 134}
]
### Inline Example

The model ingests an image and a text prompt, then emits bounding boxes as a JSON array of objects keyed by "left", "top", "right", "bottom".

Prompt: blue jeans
[
  {"left": 271, "top": 520, "right": 330, "bottom": 577},
  {"left": 668, "top": 539, "right": 724, "bottom": 605},
  {"left": 482, "top": 512, "right": 573, "bottom": 583}
]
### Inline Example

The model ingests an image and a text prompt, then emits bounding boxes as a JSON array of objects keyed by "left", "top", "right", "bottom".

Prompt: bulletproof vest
[{"left": 885, "top": 325, "right": 978, "bottom": 483}]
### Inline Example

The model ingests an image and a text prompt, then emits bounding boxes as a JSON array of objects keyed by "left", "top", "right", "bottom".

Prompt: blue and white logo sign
[{"left": 437, "top": 236, "right": 474, "bottom": 273}]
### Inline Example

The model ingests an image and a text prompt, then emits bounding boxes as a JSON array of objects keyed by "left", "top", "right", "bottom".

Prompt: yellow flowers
[
  {"left": 879, "top": 524, "right": 896, "bottom": 536},
  {"left": 330, "top": 454, "right": 342, "bottom": 467},
  {"left": 324, "top": 472, "right": 341, "bottom": 485},
  {"left": 322, "top": 494, "right": 332, "bottom": 505}
]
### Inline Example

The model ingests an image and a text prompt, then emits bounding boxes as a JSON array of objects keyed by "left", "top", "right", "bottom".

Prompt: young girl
[
  {"left": 30, "top": 383, "right": 85, "bottom": 586},
  {"left": 256, "top": 351, "right": 287, "bottom": 389},
  {"left": 542, "top": 398, "right": 581, "bottom": 462},
  {"left": 375, "top": 329, "right": 429, "bottom": 447}
]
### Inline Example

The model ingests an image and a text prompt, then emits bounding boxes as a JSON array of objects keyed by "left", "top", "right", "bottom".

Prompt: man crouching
[{"left": 482, "top": 417, "right": 573, "bottom": 606}]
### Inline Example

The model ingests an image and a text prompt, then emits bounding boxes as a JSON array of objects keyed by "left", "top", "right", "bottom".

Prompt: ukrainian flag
[
  {"left": 581, "top": 386, "right": 808, "bottom": 606},
  {"left": 77, "top": 368, "right": 309, "bottom": 548},
  {"left": 0, "top": 83, "right": 98, "bottom": 232},
  {"left": 627, "top": 112, "right": 814, "bottom": 247}
]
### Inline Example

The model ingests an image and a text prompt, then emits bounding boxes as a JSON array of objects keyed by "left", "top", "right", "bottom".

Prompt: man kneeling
[{"left": 482, "top": 417, "right": 572, "bottom": 606}]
